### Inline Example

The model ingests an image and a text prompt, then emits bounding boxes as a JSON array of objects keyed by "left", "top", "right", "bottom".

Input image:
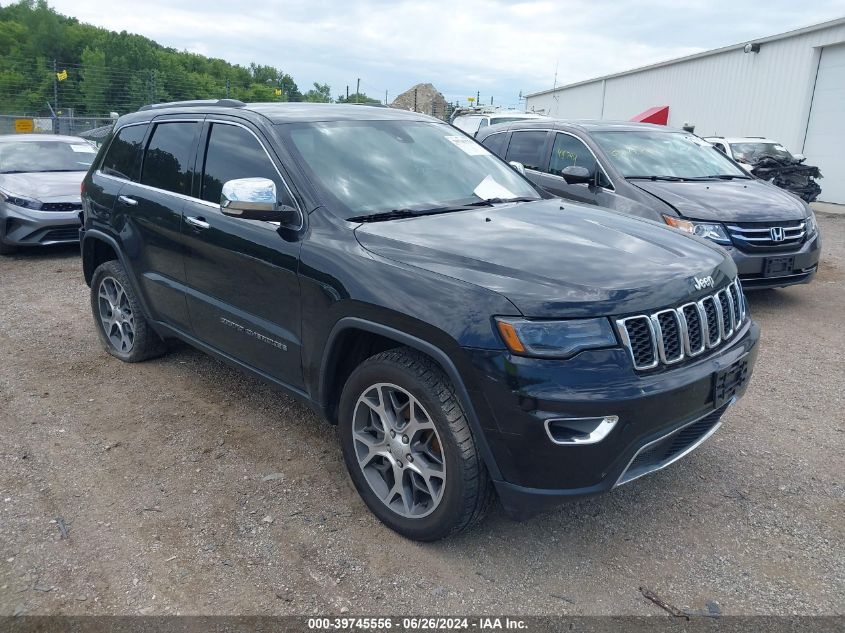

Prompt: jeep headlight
[
  {"left": 662, "top": 215, "right": 730, "bottom": 244},
  {"left": 495, "top": 317, "right": 617, "bottom": 358}
]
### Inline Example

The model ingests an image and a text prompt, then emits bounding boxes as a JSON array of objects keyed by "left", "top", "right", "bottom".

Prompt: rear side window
[
  {"left": 140, "top": 122, "right": 198, "bottom": 195},
  {"left": 505, "top": 131, "right": 547, "bottom": 170},
  {"left": 199, "top": 123, "right": 294, "bottom": 206},
  {"left": 481, "top": 132, "right": 507, "bottom": 157},
  {"left": 101, "top": 124, "right": 147, "bottom": 181}
]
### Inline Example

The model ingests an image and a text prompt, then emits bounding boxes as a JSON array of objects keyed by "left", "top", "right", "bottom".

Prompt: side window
[
  {"left": 200, "top": 123, "right": 294, "bottom": 207},
  {"left": 481, "top": 132, "right": 507, "bottom": 157},
  {"left": 549, "top": 133, "right": 612, "bottom": 188},
  {"left": 504, "top": 131, "right": 547, "bottom": 170},
  {"left": 140, "top": 122, "right": 198, "bottom": 195},
  {"left": 101, "top": 124, "right": 147, "bottom": 181},
  {"left": 714, "top": 142, "right": 727, "bottom": 154}
]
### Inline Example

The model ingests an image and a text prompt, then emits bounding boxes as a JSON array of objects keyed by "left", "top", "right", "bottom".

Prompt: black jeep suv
[{"left": 80, "top": 100, "right": 759, "bottom": 541}]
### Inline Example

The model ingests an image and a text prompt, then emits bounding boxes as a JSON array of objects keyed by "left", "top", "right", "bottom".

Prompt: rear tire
[
  {"left": 90, "top": 259, "right": 165, "bottom": 362},
  {"left": 339, "top": 348, "right": 495, "bottom": 541}
]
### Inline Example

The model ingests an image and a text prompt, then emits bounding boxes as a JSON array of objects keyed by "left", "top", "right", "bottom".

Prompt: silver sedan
[{"left": 0, "top": 134, "right": 98, "bottom": 255}]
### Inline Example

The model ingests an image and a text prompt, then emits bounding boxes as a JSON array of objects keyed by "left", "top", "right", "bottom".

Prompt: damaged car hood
[{"left": 631, "top": 178, "right": 807, "bottom": 222}]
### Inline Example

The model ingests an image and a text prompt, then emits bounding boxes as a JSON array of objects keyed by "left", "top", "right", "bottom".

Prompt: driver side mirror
[
  {"left": 793, "top": 153, "right": 805, "bottom": 162},
  {"left": 560, "top": 165, "right": 592, "bottom": 185},
  {"left": 509, "top": 161, "right": 526, "bottom": 175},
  {"left": 220, "top": 178, "right": 299, "bottom": 224}
]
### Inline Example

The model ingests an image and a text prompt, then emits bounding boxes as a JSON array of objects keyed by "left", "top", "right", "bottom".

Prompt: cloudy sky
[{"left": 50, "top": 0, "right": 845, "bottom": 107}]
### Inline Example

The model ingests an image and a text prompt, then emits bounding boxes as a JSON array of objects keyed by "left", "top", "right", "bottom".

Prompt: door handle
[
  {"left": 117, "top": 195, "right": 138, "bottom": 206},
  {"left": 185, "top": 216, "right": 210, "bottom": 230}
]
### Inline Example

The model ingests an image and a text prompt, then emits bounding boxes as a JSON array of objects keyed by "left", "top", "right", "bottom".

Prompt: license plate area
[
  {"left": 763, "top": 256, "right": 794, "bottom": 278},
  {"left": 713, "top": 358, "right": 749, "bottom": 408}
]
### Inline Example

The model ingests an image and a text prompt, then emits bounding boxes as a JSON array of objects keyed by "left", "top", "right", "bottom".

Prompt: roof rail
[{"left": 138, "top": 99, "right": 246, "bottom": 112}]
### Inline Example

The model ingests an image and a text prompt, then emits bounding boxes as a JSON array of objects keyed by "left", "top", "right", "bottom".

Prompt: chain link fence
[{"left": 0, "top": 114, "right": 115, "bottom": 138}]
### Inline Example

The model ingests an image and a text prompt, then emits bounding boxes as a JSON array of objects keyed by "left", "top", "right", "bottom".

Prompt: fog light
[{"left": 544, "top": 416, "right": 618, "bottom": 445}]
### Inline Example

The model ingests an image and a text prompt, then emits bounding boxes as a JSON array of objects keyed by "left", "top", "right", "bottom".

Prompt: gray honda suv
[
  {"left": 0, "top": 134, "right": 97, "bottom": 255},
  {"left": 477, "top": 121, "right": 820, "bottom": 290}
]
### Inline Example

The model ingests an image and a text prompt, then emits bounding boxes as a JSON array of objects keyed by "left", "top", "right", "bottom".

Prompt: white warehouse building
[{"left": 525, "top": 18, "right": 845, "bottom": 203}]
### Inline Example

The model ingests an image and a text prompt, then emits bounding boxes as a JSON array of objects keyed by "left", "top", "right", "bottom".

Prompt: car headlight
[
  {"left": 0, "top": 192, "right": 42, "bottom": 210},
  {"left": 495, "top": 317, "right": 617, "bottom": 358},
  {"left": 662, "top": 215, "right": 730, "bottom": 244},
  {"left": 805, "top": 212, "right": 817, "bottom": 237}
]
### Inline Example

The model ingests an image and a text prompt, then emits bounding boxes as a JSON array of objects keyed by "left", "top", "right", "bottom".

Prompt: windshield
[
  {"left": 279, "top": 120, "right": 540, "bottom": 215},
  {"left": 0, "top": 139, "right": 97, "bottom": 174},
  {"left": 731, "top": 142, "right": 793, "bottom": 163},
  {"left": 592, "top": 130, "right": 747, "bottom": 179}
]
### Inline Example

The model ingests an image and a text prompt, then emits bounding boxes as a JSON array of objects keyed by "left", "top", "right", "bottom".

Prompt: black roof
[{"left": 117, "top": 101, "right": 438, "bottom": 127}]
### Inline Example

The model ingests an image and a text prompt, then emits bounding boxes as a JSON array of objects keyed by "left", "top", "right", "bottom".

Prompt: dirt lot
[{"left": 1, "top": 215, "right": 843, "bottom": 617}]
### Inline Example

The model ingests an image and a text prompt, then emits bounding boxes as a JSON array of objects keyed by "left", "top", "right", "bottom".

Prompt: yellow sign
[
  {"left": 15, "top": 118, "right": 34, "bottom": 133},
  {"left": 467, "top": 97, "right": 475, "bottom": 103},
  {"left": 274, "top": 88, "right": 282, "bottom": 96},
  {"left": 56, "top": 69, "right": 68, "bottom": 81}
]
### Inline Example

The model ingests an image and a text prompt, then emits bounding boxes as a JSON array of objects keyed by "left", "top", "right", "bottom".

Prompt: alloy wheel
[
  {"left": 97, "top": 276, "right": 135, "bottom": 353},
  {"left": 352, "top": 383, "right": 446, "bottom": 518}
]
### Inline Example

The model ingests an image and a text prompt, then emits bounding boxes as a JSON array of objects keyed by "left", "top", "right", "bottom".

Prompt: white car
[
  {"left": 703, "top": 137, "right": 805, "bottom": 173},
  {"left": 451, "top": 111, "right": 545, "bottom": 137}
]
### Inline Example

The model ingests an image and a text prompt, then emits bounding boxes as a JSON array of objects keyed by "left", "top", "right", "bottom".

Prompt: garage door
[{"left": 803, "top": 43, "right": 845, "bottom": 204}]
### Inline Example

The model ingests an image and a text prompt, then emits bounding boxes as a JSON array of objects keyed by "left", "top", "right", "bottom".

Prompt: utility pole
[
  {"left": 476, "top": 91, "right": 480, "bottom": 107},
  {"left": 52, "top": 59, "right": 58, "bottom": 133},
  {"left": 346, "top": 85, "right": 349, "bottom": 101},
  {"left": 413, "top": 89, "right": 418, "bottom": 112},
  {"left": 385, "top": 90, "right": 388, "bottom": 105},
  {"left": 491, "top": 96, "right": 494, "bottom": 105},
  {"left": 226, "top": 79, "right": 230, "bottom": 98},
  {"left": 355, "top": 78, "right": 360, "bottom": 104}
]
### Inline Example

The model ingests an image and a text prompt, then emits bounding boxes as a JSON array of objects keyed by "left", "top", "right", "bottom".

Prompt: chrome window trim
[
  {"left": 98, "top": 120, "right": 152, "bottom": 178},
  {"left": 615, "top": 315, "right": 659, "bottom": 370},
  {"left": 97, "top": 118, "right": 304, "bottom": 231}
]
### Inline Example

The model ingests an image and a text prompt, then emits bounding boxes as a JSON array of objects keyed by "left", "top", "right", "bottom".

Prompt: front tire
[
  {"left": 339, "top": 348, "right": 495, "bottom": 540},
  {"left": 90, "top": 259, "right": 165, "bottom": 362}
]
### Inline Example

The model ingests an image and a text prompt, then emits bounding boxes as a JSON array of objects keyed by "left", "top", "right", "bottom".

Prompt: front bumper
[
  {"left": 0, "top": 202, "right": 81, "bottom": 247},
  {"left": 463, "top": 319, "right": 760, "bottom": 519},
  {"left": 725, "top": 233, "right": 820, "bottom": 289}
]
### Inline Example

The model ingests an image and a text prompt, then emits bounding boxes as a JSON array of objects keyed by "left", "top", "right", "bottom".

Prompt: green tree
[
  {"left": 304, "top": 82, "right": 332, "bottom": 103},
  {"left": 336, "top": 91, "right": 381, "bottom": 104},
  {"left": 80, "top": 47, "right": 108, "bottom": 114}
]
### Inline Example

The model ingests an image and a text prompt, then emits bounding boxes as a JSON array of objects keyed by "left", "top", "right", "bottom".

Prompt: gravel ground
[{"left": 0, "top": 214, "right": 843, "bottom": 617}]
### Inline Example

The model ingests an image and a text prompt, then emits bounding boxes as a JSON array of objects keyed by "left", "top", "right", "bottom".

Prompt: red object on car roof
[{"left": 631, "top": 106, "right": 669, "bottom": 125}]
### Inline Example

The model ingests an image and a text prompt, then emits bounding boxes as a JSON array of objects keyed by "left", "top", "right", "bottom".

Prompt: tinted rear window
[
  {"left": 481, "top": 132, "right": 507, "bottom": 157},
  {"left": 505, "top": 131, "right": 547, "bottom": 170},
  {"left": 140, "top": 122, "right": 198, "bottom": 194},
  {"left": 101, "top": 125, "right": 147, "bottom": 181}
]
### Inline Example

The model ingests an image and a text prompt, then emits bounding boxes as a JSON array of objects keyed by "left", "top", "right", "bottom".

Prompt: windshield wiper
[
  {"left": 709, "top": 174, "right": 750, "bottom": 180},
  {"left": 348, "top": 197, "right": 540, "bottom": 223},
  {"left": 463, "top": 196, "right": 539, "bottom": 206},
  {"left": 626, "top": 175, "right": 686, "bottom": 181}
]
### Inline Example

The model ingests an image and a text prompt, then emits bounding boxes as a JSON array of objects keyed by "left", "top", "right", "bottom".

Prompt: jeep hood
[
  {"left": 631, "top": 178, "right": 807, "bottom": 222},
  {"left": 0, "top": 171, "right": 86, "bottom": 202},
  {"left": 354, "top": 199, "right": 734, "bottom": 318}
]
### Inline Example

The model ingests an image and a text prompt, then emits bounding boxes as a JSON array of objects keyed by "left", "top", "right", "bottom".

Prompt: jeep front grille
[{"left": 616, "top": 280, "right": 747, "bottom": 371}]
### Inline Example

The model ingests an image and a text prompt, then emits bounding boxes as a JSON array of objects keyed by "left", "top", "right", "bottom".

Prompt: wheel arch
[{"left": 319, "top": 317, "right": 502, "bottom": 481}]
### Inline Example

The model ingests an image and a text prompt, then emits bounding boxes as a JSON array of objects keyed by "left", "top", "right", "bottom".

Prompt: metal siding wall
[{"left": 527, "top": 23, "right": 845, "bottom": 154}]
